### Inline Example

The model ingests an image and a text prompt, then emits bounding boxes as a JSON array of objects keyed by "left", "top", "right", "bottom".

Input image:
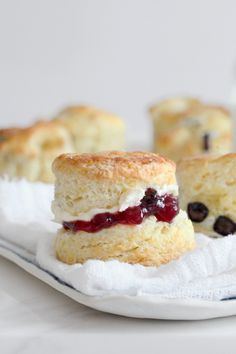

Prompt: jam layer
[{"left": 63, "top": 188, "right": 179, "bottom": 233}]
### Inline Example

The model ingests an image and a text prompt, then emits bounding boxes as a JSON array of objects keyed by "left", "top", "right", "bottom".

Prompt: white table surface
[{"left": 0, "top": 257, "right": 236, "bottom": 354}]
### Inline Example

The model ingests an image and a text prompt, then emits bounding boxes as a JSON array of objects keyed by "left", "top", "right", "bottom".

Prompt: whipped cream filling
[
  {"left": 53, "top": 184, "right": 178, "bottom": 223},
  {"left": 134, "top": 210, "right": 187, "bottom": 229}
]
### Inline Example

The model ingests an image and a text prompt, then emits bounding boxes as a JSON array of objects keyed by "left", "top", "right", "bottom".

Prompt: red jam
[{"left": 63, "top": 188, "right": 179, "bottom": 233}]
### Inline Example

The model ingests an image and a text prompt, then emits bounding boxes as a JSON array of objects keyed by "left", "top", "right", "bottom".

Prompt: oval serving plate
[{"left": 0, "top": 238, "right": 236, "bottom": 321}]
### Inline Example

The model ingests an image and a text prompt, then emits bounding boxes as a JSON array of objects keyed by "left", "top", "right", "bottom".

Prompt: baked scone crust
[
  {"left": 52, "top": 151, "right": 177, "bottom": 216},
  {"left": 0, "top": 121, "right": 73, "bottom": 183},
  {"left": 56, "top": 212, "right": 195, "bottom": 266},
  {"left": 53, "top": 151, "right": 176, "bottom": 183},
  {"left": 54, "top": 105, "right": 126, "bottom": 153},
  {"left": 0, "top": 105, "right": 126, "bottom": 183},
  {"left": 55, "top": 105, "right": 124, "bottom": 126},
  {"left": 53, "top": 151, "right": 195, "bottom": 266},
  {"left": 177, "top": 153, "right": 236, "bottom": 236},
  {"left": 149, "top": 97, "right": 201, "bottom": 119},
  {"left": 0, "top": 127, "right": 22, "bottom": 141},
  {"left": 150, "top": 97, "right": 232, "bottom": 161}
]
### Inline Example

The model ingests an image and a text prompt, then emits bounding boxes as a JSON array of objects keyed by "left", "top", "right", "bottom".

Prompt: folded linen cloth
[{"left": 1, "top": 178, "right": 236, "bottom": 301}]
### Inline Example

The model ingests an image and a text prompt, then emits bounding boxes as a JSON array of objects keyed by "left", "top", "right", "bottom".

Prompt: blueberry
[
  {"left": 187, "top": 202, "right": 209, "bottom": 222},
  {"left": 213, "top": 216, "right": 236, "bottom": 236},
  {"left": 202, "top": 133, "right": 210, "bottom": 151},
  {"left": 142, "top": 188, "right": 157, "bottom": 205}
]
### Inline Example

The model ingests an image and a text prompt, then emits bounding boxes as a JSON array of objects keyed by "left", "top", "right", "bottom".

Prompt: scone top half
[
  {"left": 52, "top": 151, "right": 195, "bottom": 266},
  {"left": 177, "top": 154, "right": 236, "bottom": 237},
  {"left": 52, "top": 151, "right": 178, "bottom": 223},
  {"left": 150, "top": 97, "right": 232, "bottom": 161}
]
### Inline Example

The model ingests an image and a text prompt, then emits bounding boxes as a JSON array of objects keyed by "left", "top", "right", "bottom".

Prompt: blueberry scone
[
  {"left": 52, "top": 151, "right": 195, "bottom": 266},
  {"left": 149, "top": 97, "right": 232, "bottom": 161},
  {"left": 177, "top": 154, "right": 236, "bottom": 237}
]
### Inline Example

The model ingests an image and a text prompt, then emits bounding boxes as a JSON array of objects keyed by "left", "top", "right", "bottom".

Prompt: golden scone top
[
  {"left": 0, "top": 121, "right": 73, "bottom": 182},
  {"left": 178, "top": 153, "right": 236, "bottom": 169},
  {"left": 0, "top": 127, "right": 21, "bottom": 141},
  {"left": 53, "top": 151, "right": 176, "bottom": 184},
  {"left": 0, "top": 105, "right": 126, "bottom": 183},
  {"left": 54, "top": 105, "right": 125, "bottom": 127},
  {"left": 150, "top": 97, "right": 232, "bottom": 162},
  {"left": 150, "top": 97, "right": 230, "bottom": 124},
  {"left": 0, "top": 121, "right": 72, "bottom": 156},
  {"left": 149, "top": 97, "right": 201, "bottom": 118}
]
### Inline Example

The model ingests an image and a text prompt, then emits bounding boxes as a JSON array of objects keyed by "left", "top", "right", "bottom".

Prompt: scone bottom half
[
  {"left": 177, "top": 154, "right": 236, "bottom": 238},
  {"left": 52, "top": 151, "right": 195, "bottom": 266}
]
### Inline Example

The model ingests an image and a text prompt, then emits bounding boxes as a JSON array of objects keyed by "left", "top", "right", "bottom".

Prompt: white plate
[{"left": 1, "top": 240, "right": 236, "bottom": 320}]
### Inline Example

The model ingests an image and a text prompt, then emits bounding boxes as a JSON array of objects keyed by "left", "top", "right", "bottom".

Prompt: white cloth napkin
[
  {"left": 1, "top": 178, "right": 236, "bottom": 301},
  {"left": 0, "top": 178, "right": 58, "bottom": 253}
]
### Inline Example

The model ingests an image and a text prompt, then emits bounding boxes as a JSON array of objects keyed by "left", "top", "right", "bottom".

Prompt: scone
[
  {"left": 0, "top": 121, "right": 73, "bottom": 183},
  {"left": 54, "top": 105, "right": 125, "bottom": 152},
  {"left": 149, "top": 97, "right": 232, "bottom": 161},
  {"left": 52, "top": 151, "right": 195, "bottom": 266},
  {"left": 0, "top": 127, "right": 21, "bottom": 141},
  {"left": 177, "top": 154, "right": 236, "bottom": 237},
  {"left": 0, "top": 105, "right": 126, "bottom": 183}
]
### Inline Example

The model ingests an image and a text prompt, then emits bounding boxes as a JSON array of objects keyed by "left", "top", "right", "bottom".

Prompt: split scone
[
  {"left": 52, "top": 151, "right": 195, "bottom": 266},
  {"left": 0, "top": 121, "right": 73, "bottom": 183},
  {"left": 149, "top": 97, "right": 232, "bottom": 161},
  {"left": 177, "top": 154, "right": 236, "bottom": 237},
  {"left": 54, "top": 105, "right": 125, "bottom": 152}
]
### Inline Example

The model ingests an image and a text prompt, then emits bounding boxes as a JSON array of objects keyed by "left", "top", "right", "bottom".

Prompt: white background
[{"left": 0, "top": 0, "right": 236, "bottom": 142}]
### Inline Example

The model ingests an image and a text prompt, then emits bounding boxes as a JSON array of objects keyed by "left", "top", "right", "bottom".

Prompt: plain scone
[
  {"left": 177, "top": 154, "right": 236, "bottom": 237},
  {"left": 54, "top": 106, "right": 125, "bottom": 153},
  {"left": 0, "top": 121, "right": 73, "bottom": 183},
  {"left": 0, "top": 106, "right": 125, "bottom": 183},
  {"left": 52, "top": 151, "right": 195, "bottom": 266},
  {"left": 149, "top": 97, "right": 232, "bottom": 161}
]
